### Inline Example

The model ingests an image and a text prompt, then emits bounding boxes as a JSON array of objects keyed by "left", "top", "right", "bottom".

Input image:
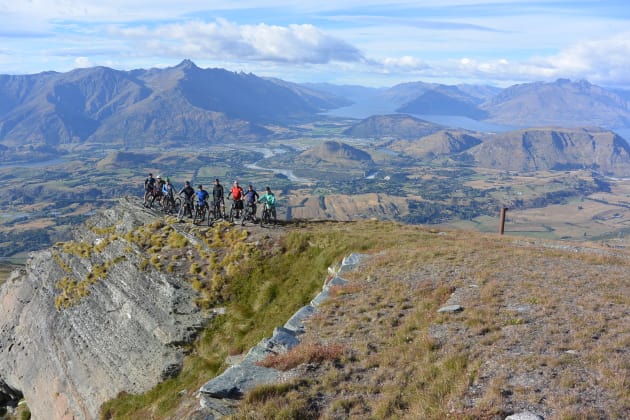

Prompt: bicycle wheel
[
  {"left": 162, "top": 198, "right": 171, "bottom": 213},
  {"left": 214, "top": 202, "right": 223, "bottom": 220},
  {"left": 266, "top": 209, "right": 272, "bottom": 226},
  {"left": 193, "top": 206, "right": 202, "bottom": 224},
  {"left": 143, "top": 191, "right": 151, "bottom": 207},
  {"left": 260, "top": 208, "right": 267, "bottom": 227},
  {"left": 177, "top": 201, "right": 186, "bottom": 220},
  {"left": 172, "top": 198, "right": 181, "bottom": 215},
  {"left": 229, "top": 206, "right": 235, "bottom": 223},
  {"left": 241, "top": 206, "right": 249, "bottom": 226},
  {"left": 201, "top": 205, "right": 207, "bottom": 223},
  {"left": 149, "top": 194, "right": 158, "bottom": 210},
  {"left": 208, "top": 202, "right": 217, "bottom": 222}
]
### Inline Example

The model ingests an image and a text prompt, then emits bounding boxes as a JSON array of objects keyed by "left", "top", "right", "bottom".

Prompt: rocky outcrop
[{"left": 0, "top": 197, "right": 212, "bottom": 419}]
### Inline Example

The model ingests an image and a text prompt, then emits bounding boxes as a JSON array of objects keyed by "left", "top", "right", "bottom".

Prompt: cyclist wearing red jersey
[{"left": 227, "top": 180, "right": 244, "bottom": 218}]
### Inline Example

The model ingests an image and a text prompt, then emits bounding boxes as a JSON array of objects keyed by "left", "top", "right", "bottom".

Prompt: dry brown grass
[
  {"left": 233, "top": 227, "right": 630, "bottom": 419},
  {"left": 257, "top": 342, "right": 347, "bottom": 371}
]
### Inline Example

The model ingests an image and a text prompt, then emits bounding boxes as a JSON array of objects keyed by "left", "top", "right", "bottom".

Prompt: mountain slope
[
  {"left": 470, "top": 127, "right": 630, "bottom": 175},
  {"left": 0, "top": 67, "right": 151, "bottom": 149},
  {"left": 1, "top": 200, "right": 629, "bottom": 419},
  {"left": 0, "top": 60, "right": 346, "bottom": 158},
  {"left": 297, "top": 140, "right": 373, "bottom": 166},
  {"left": 480, "top": 79, "right": 630, "bottom": 128},
  {"left": 388, "top": 129, "right": 482, "bottom": 159},
  {"left": 397, "top": 88, "right": 488, "bottom": 119}
]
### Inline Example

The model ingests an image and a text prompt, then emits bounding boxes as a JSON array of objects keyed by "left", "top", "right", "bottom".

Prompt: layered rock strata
[{"left": 0, "top": 198, "right": 211, "bottom": 419}]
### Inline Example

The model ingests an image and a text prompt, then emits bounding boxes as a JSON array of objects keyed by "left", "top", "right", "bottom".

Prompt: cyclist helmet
[{"left": 157, "top": 175, "right": 161, "bottom": 179}]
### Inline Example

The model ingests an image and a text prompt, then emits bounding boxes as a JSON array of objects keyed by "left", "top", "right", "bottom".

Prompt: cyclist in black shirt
[
  {"left": 212, "top": 178, "right": 225, "bottom": 218},
  {"left": 178, "top": 181, "right": 195, "bottom": 218},
  {"left": 243, "top": 184, "right": 259, "bottom": 222},
  {"left": 143, "top": 173, "right": 156, "bottom": 207}
]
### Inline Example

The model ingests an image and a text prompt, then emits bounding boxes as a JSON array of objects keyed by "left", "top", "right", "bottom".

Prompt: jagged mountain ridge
[
  {"left": 306, "top": 78, "right": 630, "bottom": 129},
  {"left": 3, "top": 60, "right": 630, "bottom": 164},
  {"left": 0, "top": 60, "right": 347, "bottom": 157}
]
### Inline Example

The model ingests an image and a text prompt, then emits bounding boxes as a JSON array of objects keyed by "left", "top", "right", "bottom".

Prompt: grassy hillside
[
  {"left": 232, "top": 227, "right": 630, "bottom": 419},
  {"left": 97, "top": 215, "right": 630, "bottom": 419}
]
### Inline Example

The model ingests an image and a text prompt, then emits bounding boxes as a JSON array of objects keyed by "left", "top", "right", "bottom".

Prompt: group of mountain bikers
[{"left": 143, "top": 173, "right": 277, "bottom": 225}]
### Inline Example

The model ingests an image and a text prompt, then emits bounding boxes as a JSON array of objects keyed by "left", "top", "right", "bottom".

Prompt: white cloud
[
  {"left": 74, "top": 56, "right": 93, "bottom": 68},
  {"left": 382, "top": 56, "right": 425, "bottom": 70},
  {"left": 542, "top": 32, "right": 630, "bottom": 84},
  {"left": 109, "top": 18, "right": 363, "bottom": 64},
  {"left": 2, "top": 1, "right": 630, "bottom": 88}
]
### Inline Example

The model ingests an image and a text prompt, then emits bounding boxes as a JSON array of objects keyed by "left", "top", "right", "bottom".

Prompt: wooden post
[{"left": 499, "top": 207, "right": 508, "bottom": 235}]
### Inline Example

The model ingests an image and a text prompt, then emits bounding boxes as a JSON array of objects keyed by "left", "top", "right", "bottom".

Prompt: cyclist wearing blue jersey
[{"left": 196, "top": 184, "right": 209, "bottom": 207}]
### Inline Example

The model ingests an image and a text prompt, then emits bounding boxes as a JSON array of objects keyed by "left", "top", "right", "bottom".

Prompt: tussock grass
[
  {"left": 231, "top": 227, "right": 630, "bottom": 419},
  {"left": 257, "top": 342, "right": 346, "bottom": 371},
  {"left": 102, "top": 220, "right": 407, "bottom": 419},
  {"left": 92, "top": 218, "right": 630, "bottom": 418}
]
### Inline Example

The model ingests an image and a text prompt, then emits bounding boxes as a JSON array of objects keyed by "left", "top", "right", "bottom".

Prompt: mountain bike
[
  {"left": 162, "top": 194, "right": 179, "bottom": 214},
  {"left": 209, "top": 199, "right": 224, "bottom": 223},
  {"left": 241, "top": 202, "right": 257, "bottom": 226},
  {"left": 260, "top": 205, "right": 274, "bottom": 227},
  {"left": 177, "top": 196, "right": 194, "bottom": 221},
  {"left": 228, "top": 199, "right": 243, "bottom": 223},
  {"left": 144, "top": 189, "right": 162, "bottom": 209},
  {"left": 193, "top": 201, "right": 209, "bottom": 224}
]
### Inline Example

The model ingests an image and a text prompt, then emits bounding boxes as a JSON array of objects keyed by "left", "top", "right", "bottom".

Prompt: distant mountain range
[
  {"left": 383, "top": 125, "right": 630, "bottom": 176},
  {"left": 0, "top": 60, "right": 347, "bottom": 160},
  {"left": 2, "top": 60, "right": 630, "bottom": 162}
]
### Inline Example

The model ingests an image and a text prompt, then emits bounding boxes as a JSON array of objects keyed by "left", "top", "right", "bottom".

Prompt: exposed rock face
[
  {"left": 470, "top": 127, "right": 630, "bottom": 176},
  {"left": 0, "top": 198, "right": 211, "bottom": 419}
]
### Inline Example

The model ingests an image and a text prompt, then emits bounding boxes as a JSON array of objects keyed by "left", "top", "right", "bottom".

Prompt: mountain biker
[
  {"left": 178, "top": 181, "right": 195, "bottom": 218},
  {"left": 243, "top": 184, "right": 259, "bottom": 222},
  {"left": 153, "top": 175, "right": 165, "bottom": 205},
  {"left": 162, "top": 177, "right": 174, "bottom": 199},
  {"left": 143, "top": 173, "right": 156, "bottom": 206},
  {"left": 196, "top": 184, "right": 209, "bottom": 210},
  {"left": 227, "top": 180, "right": 244, "bottom": 218},
  {"left": 213, "top": 178, "right": 225, "bottom": 218},
  {"left": 160, "top": 178, "right": 175, "bottom": 212},
  {"left": 258, "top": 186, "right": 277, "bottom": 224}
]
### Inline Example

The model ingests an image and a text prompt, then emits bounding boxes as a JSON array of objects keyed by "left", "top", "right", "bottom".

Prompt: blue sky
[{"left": 1, "top": 0, "right": 630, "bottom": 88}]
